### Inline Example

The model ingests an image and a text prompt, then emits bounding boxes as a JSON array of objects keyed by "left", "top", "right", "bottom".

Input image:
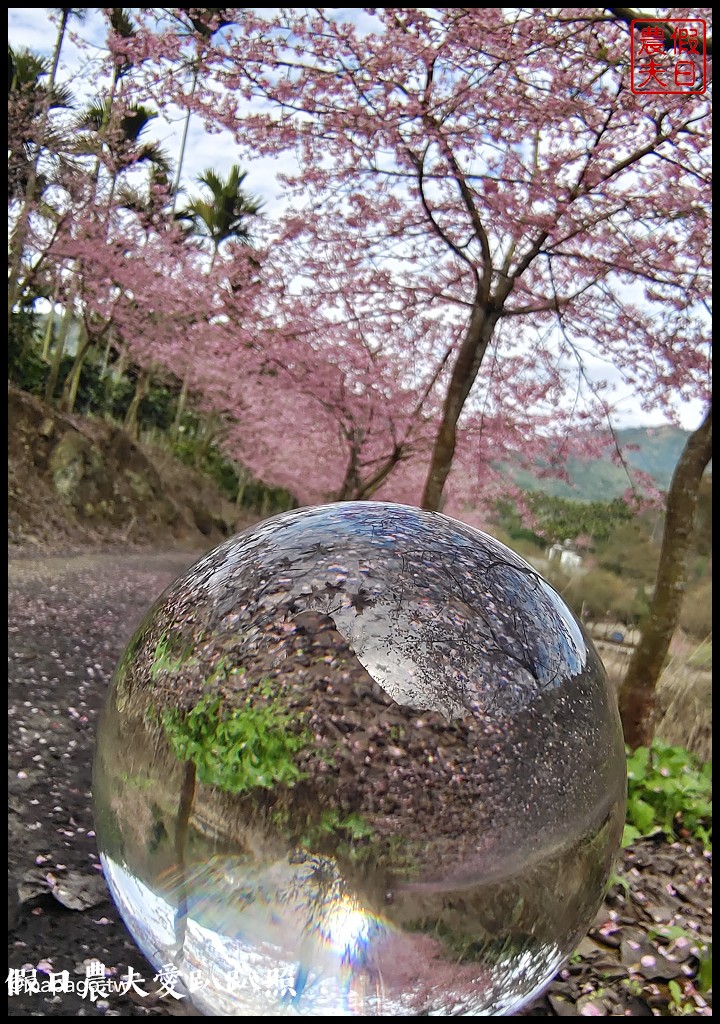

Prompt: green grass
[{"left": 687, "top": 640, "right": 712, "bottom": 671}]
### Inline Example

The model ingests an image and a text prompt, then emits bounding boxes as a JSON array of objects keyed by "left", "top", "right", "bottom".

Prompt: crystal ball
[{"left": 93, "top": 502, "right": 625, "bottom": 1016}]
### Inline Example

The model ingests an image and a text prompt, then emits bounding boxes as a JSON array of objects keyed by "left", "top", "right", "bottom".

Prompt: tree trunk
[
  {"left": 337, "top": 444, "right": 406, "bottom": 501},
  {"left": 171, "top": 66, "right": 200, "bottom": 214},
  {"left": 336, "top": 429, "right": 363, "bottom": 501},
  {"left": 172, "top": 377, "right": 190, "bottom": 438},
  {"left": 235, "top": 465, "right": 251, "bottom": 507},
  {"left": 41, "top": 292, "right": 58, "bottom": 360},
  {"left": 100, "top": 325, "right": 115, "bottom": 376},
  {"left": 59, "top": 323, "right": 93, "bottom": 413},
  {"left": 357, "top": 445, "right": 407, "bottom": 500},
  {"left": 113, "top": 346, "right": 128, "bottom": 380},
  {"left": 421, "top": 304, "right": 498, "bottom": 511},
  {"left": 195, "top": 412, "right": 221, "bottom": 463},
  {"left": 8, "top": 164, "right": 39, "bottom": 332},
  {"left": 618, "top": 405, "right": 713, "bottom": 749},
  {"left": 50, "top": 10, "right": 71, "bottom": 84},
  {"left": 172, "top": 761, "right": 196, "bottom": 957},
  {"left": 44, "top": 280, "right": 78, "bottom": 404},
  {"left": 124, "top": 367, "right": 151, "bottom": 439}
]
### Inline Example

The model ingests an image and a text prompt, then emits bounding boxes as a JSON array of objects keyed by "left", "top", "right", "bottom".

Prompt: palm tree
[
  {"left": 166, "top": 9, "right": 236, "bottom": 213},
  {"left": 53, "top": 10, "right": 166, "bottom": 412},
  {"left": 8, "top": 46, "right": 74, "bottom": 202},
  {"left": 49, "top": 8, "right": 89, "bottom": 81},
  {"left": 8, "top": 8, "right": 87, "bottom": 329},
  {"left": 74, "top": 99, "right": 172, "bottom": 209},
  {"left": 9, "top": 45, "right": 78, "bottom": 368},
  {"left": 176, "top": 165, "right": 263, "bottom": 269},
  {"left": 172, "top": 164, "right": 263, "bottom": 435},
  {"left": 80, "top": 9, "right": 148, "bottom": 206}
]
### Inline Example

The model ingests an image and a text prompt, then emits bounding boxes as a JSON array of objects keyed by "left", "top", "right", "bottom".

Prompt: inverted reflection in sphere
[{"left": 93, "top": 502, "right": 625, "bottom": 1016}]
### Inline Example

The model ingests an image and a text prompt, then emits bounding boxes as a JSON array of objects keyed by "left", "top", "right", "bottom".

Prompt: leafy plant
[
  {"left": 697, "top": 943, "right": 712, "bottom": 993},
  {"left": 173, "top": 432, "right": 241, "bottom": 500},
  {"left": 301, "top": 809, "right": 374, "bottom": 850},
  {"left": 161, "top": 689, "right": 310, "bottom": 794},
  {"left": 623, "top": 742, "right": 712, "bottom": 850},
  {"left": 8, "top": 312, "right": 49, "bottom": 396},
  {"left": 667, "top": 979, "right": 697, "bottom": 1016},
  {"left": 606, "top": 871, "right": 631, "bottom": 896},
  {"left": 649, "top": 927, "right": 713, "bottom": 993},
  {"left": 621, "top": 978, "right": 645, "bottom": 998}
]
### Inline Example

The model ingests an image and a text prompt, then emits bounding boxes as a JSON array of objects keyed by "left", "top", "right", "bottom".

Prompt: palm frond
[
  {"left": 108, "top": 8, "right": 138, "bottom": 81},
  {"left": 119, "top": 104, "right": 158, "bottom": 144},
  {"left": 184, "top": 8, "right": 236, "bottom": 39},
  {"left": 75, "top": 99, "right": 110, "bottom": 134},
  {"left": 108, "top": 8, "right": 136, "bottom": 38},
  {"left": 135, "top": 141, "right": 173, "bottom": 176},
  {"left": 8, "top": 46, "right": 74, "bottom": 107}
]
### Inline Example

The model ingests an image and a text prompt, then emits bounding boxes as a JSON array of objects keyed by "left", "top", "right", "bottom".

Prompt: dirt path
[
  {"left": 8, "top": 550, "right": 198, "bottom": 1017},
  {"left": 7, "top": 549, "right": 712, "bottom": 1017}
]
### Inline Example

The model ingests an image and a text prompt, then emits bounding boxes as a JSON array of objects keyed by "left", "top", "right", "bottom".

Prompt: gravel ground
[{"left": 7, "top": 549, "right": 712, "bottom": 1017}]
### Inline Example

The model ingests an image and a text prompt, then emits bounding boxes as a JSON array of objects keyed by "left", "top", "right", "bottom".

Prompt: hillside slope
[
  {"left": 8, "top": 385, "right": 256, "bottom": 552},
  {"left": 510, "top": 425, "right": 698, "bottom": 501}
]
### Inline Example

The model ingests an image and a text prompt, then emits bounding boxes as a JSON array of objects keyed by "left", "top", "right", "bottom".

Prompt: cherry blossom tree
[
  {"left": 9, "top": 10, "right": 712, "bottom": 744},
  {"left": 120, "top": 6, "right": 711, "bottom": 513},
  {"left": 111, "top": 7, "right": 712, "bottom": 746}
]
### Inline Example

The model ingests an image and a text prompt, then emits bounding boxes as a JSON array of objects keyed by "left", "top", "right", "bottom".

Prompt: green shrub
[
  {"left": 173, "top": 434, "right": 240, "bottom": 500},
  {"left": 623, "top": 741, "right": 712, "bottom": 850},
  {"left": 161, "top": 687, "right": 310, "bottom": 794},
  {"left": 106, "top": 375, "right": 136, "bottom": 421},
  {"left": 564, "top": 569, "right": 636, "bottom": 624},
  {"left": 8, "top": 312, "right": 48, "bottom": 396},
  {"left": 173, "top": 432, "right": 297, "bottom": 512},
  {"left": 596, "top": 520, "right": 660, "bottom": 584},
  {"left": 138, "top": 382, "right": 177, "bottom": 432}
]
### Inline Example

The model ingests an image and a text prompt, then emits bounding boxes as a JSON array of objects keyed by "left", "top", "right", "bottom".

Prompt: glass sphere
[{"left": 93, "top": 502, "right": 625, "bottom": 1016}]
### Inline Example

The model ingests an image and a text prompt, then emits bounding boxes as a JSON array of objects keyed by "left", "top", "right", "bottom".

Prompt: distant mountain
[{"left": 509, "top": 426, "right": 700, "bottom": 502}]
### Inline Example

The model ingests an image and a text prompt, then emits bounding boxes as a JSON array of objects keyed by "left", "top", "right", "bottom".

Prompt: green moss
[
  {"left": 380, "top": 833, "right": 422, "bottom": 878},
  {"left": 149, "top": 638, "right": 243, "bottom": 686},
  {"left": 160, "top": 690, "right": 310, "bottom": 795}
]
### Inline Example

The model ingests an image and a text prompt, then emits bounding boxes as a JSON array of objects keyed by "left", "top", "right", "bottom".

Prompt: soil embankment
[{"left": 9, "top": 384, "right": 254, "bottom": 553}]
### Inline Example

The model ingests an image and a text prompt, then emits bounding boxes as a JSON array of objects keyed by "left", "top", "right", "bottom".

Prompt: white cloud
[{"left": 9, "top": 8, "right": 293, "bottom": 217}]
